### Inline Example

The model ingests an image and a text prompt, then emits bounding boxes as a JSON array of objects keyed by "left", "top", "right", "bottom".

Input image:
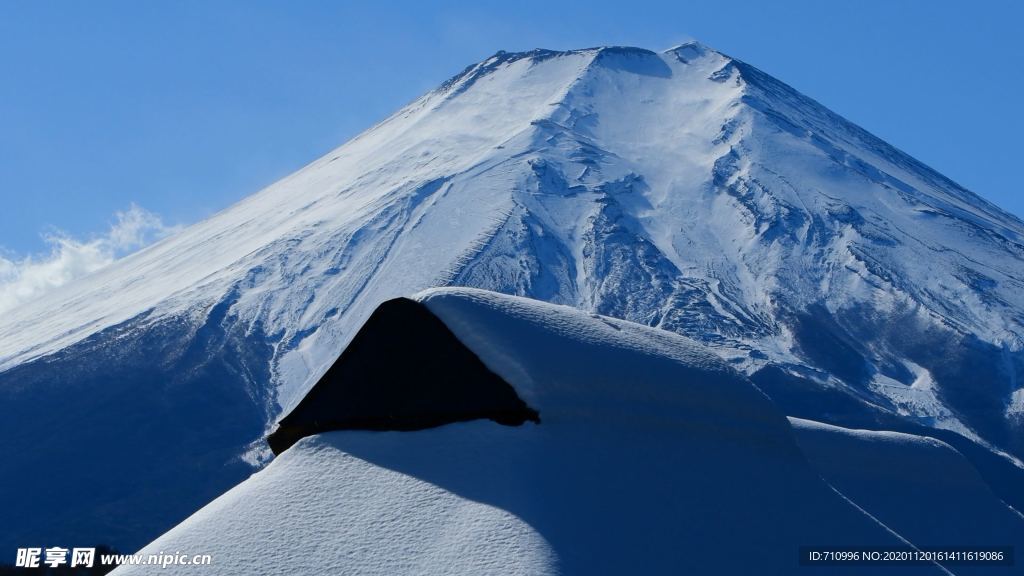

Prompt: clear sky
[{"left": 2, "top": 0, "right": 1021, "bottom": 258}]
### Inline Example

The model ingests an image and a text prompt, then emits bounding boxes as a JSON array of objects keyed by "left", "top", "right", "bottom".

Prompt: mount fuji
[{"left": 2, "top": 42, "right": 1022, "bottom": 555}]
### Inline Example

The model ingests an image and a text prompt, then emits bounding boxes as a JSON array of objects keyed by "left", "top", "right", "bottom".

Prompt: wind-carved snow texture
[
  {"left": 1, "top": 42, "right": 1023, "bottom": 553},
  {"left": 120, "top": 290, "right": 1023, "bottom": 575}
]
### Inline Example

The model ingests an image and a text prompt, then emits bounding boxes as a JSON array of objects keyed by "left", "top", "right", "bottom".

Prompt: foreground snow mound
[
  {"left": 790, "top": 418, "right": 1024, "bottom": 559},
  {"left": 121, "top": 290, "right": 958, "bottom": 575}
]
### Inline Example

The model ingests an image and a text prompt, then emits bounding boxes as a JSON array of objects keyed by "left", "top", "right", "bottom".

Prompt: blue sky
[{"left": 2, "top": 1, "right": 1021, "bottom": 257}]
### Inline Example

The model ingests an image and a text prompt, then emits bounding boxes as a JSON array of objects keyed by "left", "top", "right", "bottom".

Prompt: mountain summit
[{"left": 1, "top": 43, "right": 1022, "bottom": 553}]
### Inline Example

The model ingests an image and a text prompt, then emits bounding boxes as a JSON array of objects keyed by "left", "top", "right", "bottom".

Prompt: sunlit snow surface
[{"left": 118, "top": 290, "right": 1021, "bottom": 575}]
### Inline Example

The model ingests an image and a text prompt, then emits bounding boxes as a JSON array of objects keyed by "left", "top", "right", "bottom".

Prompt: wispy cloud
[{"left": 0, "top": 204, "right": 180, "bottom": 314}]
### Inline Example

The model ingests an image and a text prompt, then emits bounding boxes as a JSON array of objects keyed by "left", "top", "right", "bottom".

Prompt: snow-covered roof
[{"left": 117, "top": 289, "right": 1023, "bottom": 575}]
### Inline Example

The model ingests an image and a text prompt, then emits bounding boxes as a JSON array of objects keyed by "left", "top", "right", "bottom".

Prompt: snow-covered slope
[
  {"left": 790, "top": 418, "right": 1024, "bottom": 553},
  {"left": 120, "top": 289, "right": 980, "bottom": 575},
  {"left": 2, "top": 43, "right": 1023, "bottom": 553}
]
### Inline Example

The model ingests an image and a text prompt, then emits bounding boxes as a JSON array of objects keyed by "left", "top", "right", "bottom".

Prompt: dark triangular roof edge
[{"left": 267, "top": 297, "right": 539, "bottom": 455}]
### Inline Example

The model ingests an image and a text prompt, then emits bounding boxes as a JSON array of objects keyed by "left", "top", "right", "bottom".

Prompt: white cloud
[{"left": 0, "top": 204, "right": 180, "bottom": 314}]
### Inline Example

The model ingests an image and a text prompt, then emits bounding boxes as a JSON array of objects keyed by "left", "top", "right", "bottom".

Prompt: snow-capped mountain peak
[{"left": 2, "top": 42, "right": 1023, "bottom": 554}]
